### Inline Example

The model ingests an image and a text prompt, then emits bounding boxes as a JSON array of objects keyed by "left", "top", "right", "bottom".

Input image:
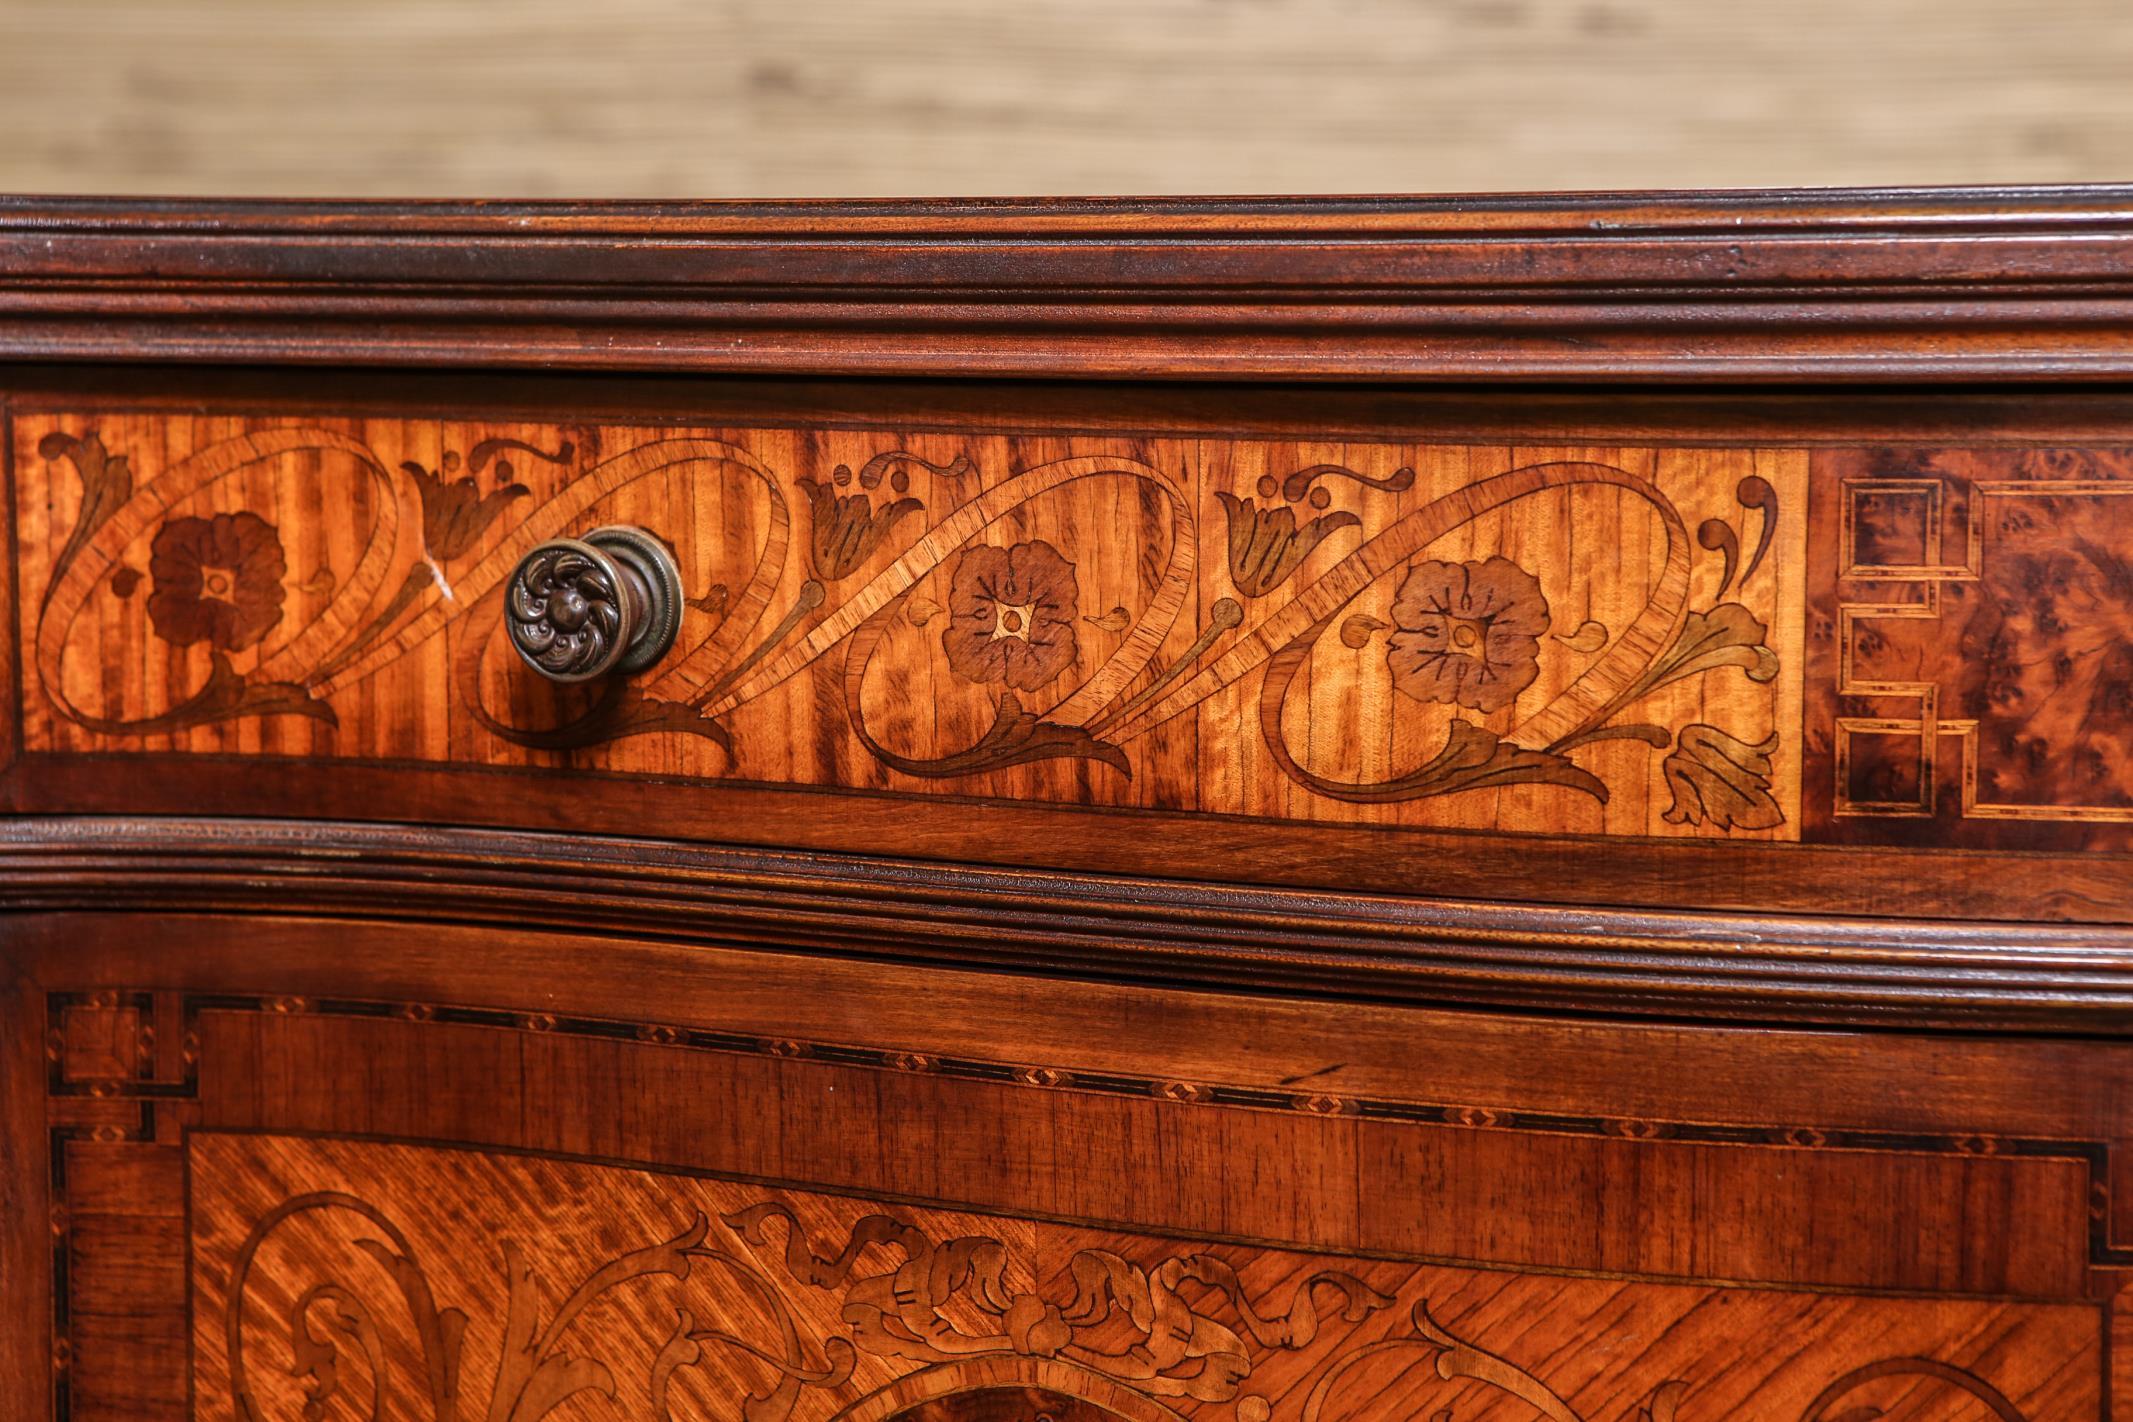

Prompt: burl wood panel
[
  {"left": 1805, "top": 446, "right": 2133, "bottom": 849},
  {"left": 30, "top": 979, "right": 2125, "bottom": 1422}
]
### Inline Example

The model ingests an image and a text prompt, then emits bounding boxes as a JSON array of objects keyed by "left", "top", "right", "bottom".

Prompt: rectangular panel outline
[{"left": 1834, "top": 478, "right": 2133, "bottom": 823}]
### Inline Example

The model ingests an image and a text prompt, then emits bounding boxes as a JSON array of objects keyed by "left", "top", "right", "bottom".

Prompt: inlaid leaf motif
[
  {"left": 127, "top": 651, "right": 337, "bottom": 734},
  {"left": 1621, "top": 602, "right": 1779, "bottom": 706},
  {"left": 285, "top": 1284, "right": 383, "bottom": 1420},
  {"left": 1308, "top": 1300, "right": 1690, "bottom": 1422},
  {"left": 488, "top": 1215, "right": 708, "bottom": 1422},
  {"left": 1339, "top": 614, "right": 1388, "bottom": 648},
  {"left": 1641, "top": 1381, "right": 1688, "bottom": 1422},
  {"left": 650, "top": 1312, "right": 702, "bottom": 1420},
  {"left": 1085, "top": 605, "right": 1133, "bottom": 634},
  {"left": 1661, "top": 724, "right": 1784, "bottom": 830},
  {"left": 727, "top": 1202, "right": 1392, "bottom": 1403},
  {"left": 1554, "top": 619, "right": 1609, "bottom": 654},
  {"left": 228, "top": 1193, "right": 467, "bottom": 1422},
  {"left": 39, "top": 431, "right": 133, "bottom": 601},
  {"left": 912, "top": 692, "right": 1130, "bottom": 778},
  {"left": 1402, "top": 719, "right": 1608, "bottom": 803},
  {"left": 479, "top": 683, "right": 736, "bottom": 755}
]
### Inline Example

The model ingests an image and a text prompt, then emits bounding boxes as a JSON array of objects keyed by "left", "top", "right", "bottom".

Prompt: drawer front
[
  {"left": 9, "top": 196, "right": 2133, "bottom": 1422},
  {"left": 10, "top": 916, "right": 2130, "bottom": 1422},
  {"left": 5, "top": 379, "right": 2132, "bottom": 923}
]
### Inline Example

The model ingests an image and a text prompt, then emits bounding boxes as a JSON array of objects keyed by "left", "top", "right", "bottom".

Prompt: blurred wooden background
[{"left": 3, "top": 0, "right": 2130, "bottom": 198}]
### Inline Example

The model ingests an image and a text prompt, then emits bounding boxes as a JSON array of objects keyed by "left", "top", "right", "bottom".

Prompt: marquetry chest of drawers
[{"left": 5, "top": 189, "right": 2133, "bottom": 1421}]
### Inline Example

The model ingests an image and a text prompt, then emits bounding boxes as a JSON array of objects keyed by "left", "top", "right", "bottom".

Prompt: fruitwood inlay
[
  {"left": 30, "top": 955, "right": 2133, "bottom": 1422},
  {"left": 12, "top": 196, "right": 2133, "bottom": 1422},
  {"left": 16, "top": 413, "right": 1811, "bottom": 840},
  {"left": 194, "top": 1134, "right": 2091, "bottom": 1422},
  {"left": 15, "top": 407, "right": 2133, "bottom": 882}
]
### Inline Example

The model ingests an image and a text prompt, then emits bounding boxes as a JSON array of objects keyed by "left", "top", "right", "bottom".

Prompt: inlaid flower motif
[
  {"left": 145, "top": 511, "right": 288, "bottom": 652},
  {"left": 1386, "top": 556, "right": 1550, "bottom": 713},
  {"left": 941, "top": 540, "right": 1079, "bottom": 691}
]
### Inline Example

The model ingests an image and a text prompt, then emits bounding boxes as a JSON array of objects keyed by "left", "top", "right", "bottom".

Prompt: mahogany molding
[
  {"left": 5, "top": 815, "right": 2132, "bottom": 1033},
  {"left": 10, "top": 187, "right": 2133, "bottom": 380}
]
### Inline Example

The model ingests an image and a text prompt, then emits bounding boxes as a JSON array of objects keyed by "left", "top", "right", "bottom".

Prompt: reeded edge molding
[
  {"left": 5, "top": 816, "right": 2133, "bottom": 1033},
  {"left": 10, "top": 187, "right": 2133, "bottom": 379}
]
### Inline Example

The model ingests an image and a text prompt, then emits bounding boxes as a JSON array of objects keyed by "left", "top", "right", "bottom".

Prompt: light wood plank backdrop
[{"left": 2, "top": 0, "right": 2130, "bottom": 197}]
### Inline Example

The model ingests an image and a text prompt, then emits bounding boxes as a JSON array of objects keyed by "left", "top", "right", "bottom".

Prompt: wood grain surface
[
  {"left": 14, "top": 189, "right": 2133, "bottom": 382},
  {"left": 12, "top": 916, "right": 2133, "bottom": 1422},
  {"left": 7, "top": 393, "right": 2133, "bottom": 926},
  {"left": 14, "top": 375, "right": 2133, "bottom": 934},
  {"left": 188, "top": 1134, "right": 2097, "bottom": 1422},
  {"left": 7, "top": 191, "right": 2133, "bottom": 1422},
  {"left": 7, "top": 410, "right": 1810, "bottom": 845},
  {"left": 2, "top": 0, "right": 2132, "bottom": 197}
]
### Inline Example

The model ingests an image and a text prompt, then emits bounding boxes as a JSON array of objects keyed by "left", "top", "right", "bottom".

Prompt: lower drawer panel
[
  {"left": 17, "top": 919, "right": 2131, "bottom": 1422},
  {"left": 186, "top": 1133, "right": 2096, "bottom": 1422}
]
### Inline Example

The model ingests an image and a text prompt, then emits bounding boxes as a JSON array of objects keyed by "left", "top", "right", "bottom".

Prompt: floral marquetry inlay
[
  {"left": 23, "top": 418, "right": 2133, "bottom": 851},
  {"left": 1385, "top": 557, "right": 1551, "bottom": 714},
  {"left": 944, "top": 540, "right": 1082, "bottom": 693},
  {"left": 144, "top": 510, "right": 289, "bottom": 653},
  {"left": 188, "top": 1134, "right": 2086, "bottom": 1422},
  {"left": 10, "top": 414, "right": 1842, "bottom": 843}
]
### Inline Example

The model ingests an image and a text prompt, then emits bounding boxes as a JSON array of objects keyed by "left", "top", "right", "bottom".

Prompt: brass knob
[{"left": 506, "top": 525, "right": 682, "bottom": 682}]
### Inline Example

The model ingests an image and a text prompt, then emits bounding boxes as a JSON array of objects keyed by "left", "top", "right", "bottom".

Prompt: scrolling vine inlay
[
  {"left": 14, "top": 415, "right": 1812, "bottom": 842},
  {"left": 193, "top": 1136, "right": 2083, "bottom": 1422}
]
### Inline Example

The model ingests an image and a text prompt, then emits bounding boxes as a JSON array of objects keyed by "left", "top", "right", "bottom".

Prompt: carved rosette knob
[{"left": 506, "top": 525, "right": 682, "bottom": 682}]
